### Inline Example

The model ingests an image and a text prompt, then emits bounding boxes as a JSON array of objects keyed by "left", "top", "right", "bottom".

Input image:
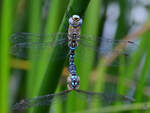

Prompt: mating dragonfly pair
[{"left": 11, "top": 14, "right": 137, "bottom": 111}]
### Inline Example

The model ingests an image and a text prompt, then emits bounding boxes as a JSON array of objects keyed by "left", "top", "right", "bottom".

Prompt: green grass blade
[
  {"left": 26, "top": 0, "right": 43, "bottom": 97},
  {"left": 115, "top": 0, "right": 130, "bottom": 40},
  {"left": 77, "top": 0, "right": 101, "bottom": 90},
  {"left": 75, "top": 0, "right": 102, "bottom": 110},
  {"left": 25, "top": 0, "right": 68, "bottom": 113},
  {"left": 25, "top": 1, "right": 43, "bottom": 113},
  {"left": 133, "top": 32, "right": 150, "bottom": 113},
  {"left": 30, "top": 0, "right": 68, "bottom": 97},
  {"left": 0, "top": 0, "right": 14, "bottom": 113}
]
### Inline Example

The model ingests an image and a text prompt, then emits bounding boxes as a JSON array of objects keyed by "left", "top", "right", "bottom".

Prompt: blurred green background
[{"left": 0, "top": 0, "right": 150, "bottom": 113}]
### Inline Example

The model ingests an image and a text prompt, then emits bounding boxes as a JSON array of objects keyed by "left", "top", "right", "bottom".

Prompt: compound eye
[
  {"left": 72, "top": 15, "right": 80, "bottom": 21},
  {"left": 78, "top": 19, "right": 82, "bottom": 25},
  {"left": 69, "top": 17, "right": 73, "bottom": 24}
]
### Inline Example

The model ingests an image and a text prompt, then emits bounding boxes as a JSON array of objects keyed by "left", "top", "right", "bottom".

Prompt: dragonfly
[
  {"left": 10, "top": 32, "right": 138, "bottom": 67},
  {"left": 12, "top": 89, "right": 135, "bottom": 111},
  {"left": 10, "top": 6, "right": 139, "bottom": 66}
]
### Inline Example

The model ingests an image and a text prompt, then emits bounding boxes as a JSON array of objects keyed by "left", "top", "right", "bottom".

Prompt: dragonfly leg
[{"left": 67, "top": 75, "right": 72, "bottom": 90}]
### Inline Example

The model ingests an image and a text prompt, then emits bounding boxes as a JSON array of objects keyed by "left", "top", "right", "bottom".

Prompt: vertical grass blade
[
  {"left": 115, "top": 0, "right": 130, "bottom": 40},
  {"left": 31, "top": 0, "right": 68, "bottom": 97},
  {"left": 25, "top": 1, "right": 43, "bottom": 113},
  {"left": 0, "top": 0, "right": 14, "bottom": 113},
  {"left": 77, "top": 0, "right": 101, "bottom": 91},
  {"left": 75, "top": 0, "right": 102, "bottom": 110},
  {"left": 30, "top": 0, "right": 68, "bottom": 112},
  {"left": 133, "top": 32, "right": 150, "bottom": 113},
  {"left": 26, "top": 0, "right": 43, "bottom": 98}
]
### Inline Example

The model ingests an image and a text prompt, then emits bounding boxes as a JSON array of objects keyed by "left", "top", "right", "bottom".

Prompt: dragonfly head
[
  {"left": 69, "top": 15, "right": 82, "bottom": 27},
  {"left": 67, "top": 75, "right": 80, "bottom": 90}
]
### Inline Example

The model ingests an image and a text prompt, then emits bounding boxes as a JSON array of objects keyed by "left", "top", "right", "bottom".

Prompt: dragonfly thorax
[
  {"left": 68, "top": 32, "right": 80, "bottom": 48},
  {"left": 68, "top": 15, "right": 82, "bottom": 49}
]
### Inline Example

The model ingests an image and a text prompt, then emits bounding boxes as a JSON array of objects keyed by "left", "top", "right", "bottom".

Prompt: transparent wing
[
  {"left": 12, "top": 89, "right": 135, "bottom": 111},
  {"left": 79, "top": 35, "right": 138, "bottom": 56},
  {"left": 76, "top": 35, "right": 139, "bottom": 66},
  {"left": 12, "top": 90, "right": 71, "bottom": 111},
  {"left": 10, "top": 32, "right": 68, "bottom": 44},
  {"left": 75, "top": 89, "right": 135, "bottom": 105},
  {"left": 10, "top": 32, "right": 68, "bottom": 59}
]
